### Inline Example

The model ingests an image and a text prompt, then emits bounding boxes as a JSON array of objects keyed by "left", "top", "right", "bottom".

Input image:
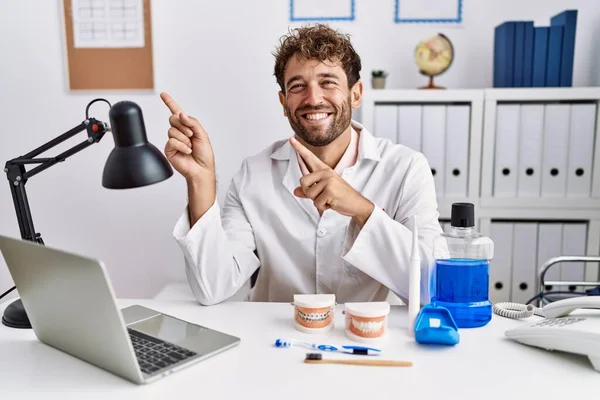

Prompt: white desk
[{"left": 0, "top": 299, "right": 597, "bottom": 399}]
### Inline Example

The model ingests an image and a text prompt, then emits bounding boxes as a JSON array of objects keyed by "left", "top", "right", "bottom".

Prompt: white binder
[
  {"left": 541, "top": 104, "right": 570, "bottom": 197},
  {"left": 397, "top": 105, "right": 423, "bottom": 152},
  {"left": 511, "top": 223, "right": 538, "bottom": 304},
  {"left": 489, "top": 222, "right": 513, "bottom": 304},
  {"left": 566, "top": 104, "right": 596, "bottom": 198},
  {"left": 517, "top": 104, "right": 544, "bottom": 197},
  {"left": 537, "top": 223, "right": 563, "bottom": 293},
  {"left": 421, "top": 105, "right": 447, "bottom": 197},
  {"left": 373, "top": 105, "right": 398, "bottom": 143},
  {"left": 493, "top": 105, "right": 520, "bottom": 197},
  {"left": 561, "top": 223, "right": 587, "bottom": 293},
  {"left": 444, "top": 105, "right": 470, "bottom": 198}
]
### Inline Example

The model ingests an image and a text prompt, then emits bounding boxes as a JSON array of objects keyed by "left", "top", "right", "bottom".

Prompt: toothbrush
[
  {"left": 274, "top": 338, "right": 381, "bottom": 355},
  {"left": 408, "top": 215, "right": 420, "bottom": 336}
]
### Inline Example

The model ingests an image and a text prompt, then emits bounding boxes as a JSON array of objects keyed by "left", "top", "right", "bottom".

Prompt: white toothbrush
[{"left": 408, "top": 215, "right": 421, "bottom": 336}]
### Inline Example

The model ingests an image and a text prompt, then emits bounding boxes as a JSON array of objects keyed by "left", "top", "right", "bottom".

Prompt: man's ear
[
  {"left": 350, "top": 81, "right": 363, "bottom": 109},
  {"left": 278, "top": 91, "right": 287, "bottom": 117}
]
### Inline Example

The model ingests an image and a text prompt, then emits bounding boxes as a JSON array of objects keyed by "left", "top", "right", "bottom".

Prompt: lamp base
[{"left": 2, "top": 298, "right": 32, "bottom": 329}]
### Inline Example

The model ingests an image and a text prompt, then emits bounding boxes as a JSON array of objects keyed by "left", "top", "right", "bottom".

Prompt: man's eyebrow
[
  {"left": 286, "top": 75, "right": 303, "bottom": 87},
  {"left": 318, "top": 73, "right": 340, "bottom": 80}
]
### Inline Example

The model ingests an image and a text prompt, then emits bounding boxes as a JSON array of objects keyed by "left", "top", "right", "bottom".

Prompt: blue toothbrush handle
[{"left": 316, "top": 344, "right": 339, "bottom": 351}]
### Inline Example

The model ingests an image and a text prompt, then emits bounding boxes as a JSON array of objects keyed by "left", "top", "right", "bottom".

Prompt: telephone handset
[{"left": 499, "top": 296, "right": 600, "bottom": 373}]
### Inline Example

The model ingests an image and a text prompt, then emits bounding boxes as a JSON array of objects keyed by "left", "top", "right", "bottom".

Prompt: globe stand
[{"left": 419, "top": 75, "right": 445, "bottom": 90}]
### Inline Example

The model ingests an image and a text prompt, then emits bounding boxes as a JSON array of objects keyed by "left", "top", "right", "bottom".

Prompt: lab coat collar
[
  {"left": 269, "top": 120, "right": 382, "bottom": 163},
  {"left": 272, "top": 120, "right": 380, "bottom": 224}
]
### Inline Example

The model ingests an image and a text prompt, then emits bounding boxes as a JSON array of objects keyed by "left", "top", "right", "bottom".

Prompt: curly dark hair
[{"left": 273, "top": 24, "right": 362, "bottom": 93}]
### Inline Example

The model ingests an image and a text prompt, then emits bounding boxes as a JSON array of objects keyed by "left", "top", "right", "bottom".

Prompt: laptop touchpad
[{"left": 121, "top": 305, "right": 162, "bottom": 325}]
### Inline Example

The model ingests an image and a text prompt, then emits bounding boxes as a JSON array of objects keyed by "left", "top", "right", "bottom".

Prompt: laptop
[{"left": 0, "top": 234, "right": 241, "bottom": 385}]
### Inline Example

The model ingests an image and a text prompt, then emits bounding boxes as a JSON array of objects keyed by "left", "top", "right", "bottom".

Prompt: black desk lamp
[{"left": 1, "top": 98, "right": 173, "bottom": 329}]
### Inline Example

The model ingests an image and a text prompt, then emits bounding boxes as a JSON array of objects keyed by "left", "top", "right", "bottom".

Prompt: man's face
[{"left": 279, "top": 56, "right": 362, "bottom": 147}]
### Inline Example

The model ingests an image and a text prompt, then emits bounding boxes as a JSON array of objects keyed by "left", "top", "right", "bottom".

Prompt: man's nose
[{"left": 304, "top": 83, "right": 324, "bottom": 106}]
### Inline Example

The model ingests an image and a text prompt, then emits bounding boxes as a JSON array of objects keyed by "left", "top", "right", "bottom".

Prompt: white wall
[{"left": 1, "top": 0, "right": 599, "bottom": 300}]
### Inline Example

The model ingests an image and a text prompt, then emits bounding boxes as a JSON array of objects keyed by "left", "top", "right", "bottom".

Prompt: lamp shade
[{"left": 102, "top": 101, "right": 173, "bottom": 189}]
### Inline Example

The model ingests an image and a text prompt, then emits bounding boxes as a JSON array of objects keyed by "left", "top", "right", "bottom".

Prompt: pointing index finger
[
  {"left": 160, "top": 92, "right": 183, "bottom": 115},
  {"left": 289, "top": 136, "right": 328, "bottom": 172}
]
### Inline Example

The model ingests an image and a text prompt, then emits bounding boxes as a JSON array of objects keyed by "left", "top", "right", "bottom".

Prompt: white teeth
[
  {"left": 298, "top": 310, "right": 331, "bottom": 322},
  {"left": 351, "top": 318, "right": 383, "bottom": 333},
  {"left": 305, "top": 113, "right": 328, "bottom": 120}
]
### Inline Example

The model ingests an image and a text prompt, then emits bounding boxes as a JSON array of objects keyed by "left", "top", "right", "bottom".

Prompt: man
[{"left": 162, "top": 24, "right": 442, "bottom": 305}]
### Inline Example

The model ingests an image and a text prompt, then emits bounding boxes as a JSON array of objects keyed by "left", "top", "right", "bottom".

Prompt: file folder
[
  {"left": 490, "top": 222, "right": 513, "bottom": 303},
  {"left": 511, "top": 223, "right": 538, "bottom": 304},
  {"left": 444, "top": 105, "right": 470, "bottom": 198},
  {"left": 566, "top": 104, "right": 596, "bottom": 198},
  {"left": 550, "top": 10, "right": 578, "bottom": 87},
  {"left": 532, "top": 27, "right": 549, "bottom": 87},
  {"left": 493, "top": 104, "right": 520, "bottom": 197},
  {"left": 537, "top": 223, "right": 563, "bottom": 293},
  {"left": 397, "top": 105, "right": 423, "bottom": 152},
  {"left": 517, "top": 104, "right": 544, "bottom": 197},
  {"left": 545, "top": 25, "right": 564, "bottom": 87},
  {"left": 541, "top": 104, "right": 570, "bottom": 197},
  {"left": 373, "top": 105, "right": 398, "bottom": 143},
  {"left": 421, "top": 105, "right": 447, "bottom": 197},
  {"left": 561, "top": 223, "right": 587, "bottom": 293}
]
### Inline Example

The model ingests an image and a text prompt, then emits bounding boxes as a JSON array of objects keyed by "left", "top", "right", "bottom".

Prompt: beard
[{"left": 285, "top": 95, "right": 352, "bottom": 147}]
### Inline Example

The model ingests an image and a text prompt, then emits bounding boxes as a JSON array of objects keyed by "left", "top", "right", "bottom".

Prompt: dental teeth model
[
  {"left": 343, "top": 302, "right": 390, "bottom": 343},
  {"left": 292, "top": 294, "right": 336, "bottom": 333}
]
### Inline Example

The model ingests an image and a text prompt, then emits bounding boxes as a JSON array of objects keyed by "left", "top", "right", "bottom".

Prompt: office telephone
[{"left": 497, "top": 296, "right": 600, "bottom": 372}]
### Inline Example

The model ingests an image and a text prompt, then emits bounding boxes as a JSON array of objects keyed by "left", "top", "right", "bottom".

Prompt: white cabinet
[{"left": 361, "top": 88, "right": 600, "bottom": 301}]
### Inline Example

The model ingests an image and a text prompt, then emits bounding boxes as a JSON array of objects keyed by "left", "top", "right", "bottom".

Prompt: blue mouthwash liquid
[
  {"left": 433, "top": 259, "right": 492, "bottom": 328},
  {"left": 432, "top": 203, "right": 495, "bottom": 328}
]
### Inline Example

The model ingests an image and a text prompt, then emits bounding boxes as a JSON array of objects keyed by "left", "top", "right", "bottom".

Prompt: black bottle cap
[{"left": 450, "top": 203, "right": 475, "bottom": 228}]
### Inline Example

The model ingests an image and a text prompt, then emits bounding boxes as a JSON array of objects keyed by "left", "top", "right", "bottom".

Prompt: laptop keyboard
[{"left": 128, "top": 328, "right": 197, "bottom": 375}]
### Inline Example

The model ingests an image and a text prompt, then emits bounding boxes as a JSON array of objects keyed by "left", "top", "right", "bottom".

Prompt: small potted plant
[{"left": 371, "top": 70, "right": 388, "bottom": 89}]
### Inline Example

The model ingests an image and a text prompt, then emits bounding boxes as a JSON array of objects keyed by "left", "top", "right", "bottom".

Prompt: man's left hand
[{"left": 289, "top": 137, "right": 374, "bottom": 227}]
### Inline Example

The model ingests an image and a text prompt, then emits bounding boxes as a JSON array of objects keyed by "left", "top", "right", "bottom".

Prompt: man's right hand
[
  {"left": 161, "top": 92, "right": 215, "bottom": 182},
  {"left": 161, "top": 92, "right": 216, "bottom": 225}
]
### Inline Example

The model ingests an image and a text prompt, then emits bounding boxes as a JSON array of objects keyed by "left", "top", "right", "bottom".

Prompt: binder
[
  {"left": 373, "top": 105, "right": 398, "bottom": 143},
  {"left": 444, "top": 105, "right": 470, "bottom": 198},
  {"left": 493, "top": 104, "right": 520, "bottom": 197},
  {"left": 397, "top": 105, "right": 423, "bottom": 152},
  {"left": 541, "top": 104, "right": 570, "bottom": 197},
  {"left": 517, "top": 104, "right": 544, "bottom": 197},
  {"left": 550, "top": 10, "right": 578, "bottom": 87},
  {"left": 545, "top": 25, "right": 564, "bottom": 87},
  {"left": 511, "top": 223, "right": 538, "bottom": 304},
  {"left": 513, "top": 22, "right": 527, "bottom": 87},
  {"left": 561, "top": 223, "right": 587, "bottom": 293},
  {"left": 522, "top": 22, "right": 535, "bottom": 87},
  {"left": 490, "top": 222, "right": 513, "bottom": 303},
  {"left": 537, "top": 223, "right": 563, "bottom": 293},
  {"left": 421, "top": 105, "right": 447, "bottom": 197},
  {"left": 566, "top": 104, "right": 596, "bottom": 198},
  {"left": 493, "top": 22, "right": 516, "bottom": 87},
  {"left": 532, "top": 27, "right": 549, "bottom": 87}
]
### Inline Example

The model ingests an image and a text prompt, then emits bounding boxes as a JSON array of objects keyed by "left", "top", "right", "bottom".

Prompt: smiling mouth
[{"left": 300, "top": 112, "right": 333, "bottom": 122}]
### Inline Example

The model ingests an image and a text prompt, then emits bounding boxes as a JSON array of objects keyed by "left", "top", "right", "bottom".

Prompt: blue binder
[
  {"left": 532, "top": 27, "right": 549, "bottom": 87},
  {"left": 522, "top": 22, "right": 535, "bottom": 87},
  {"left": 550, "top": 10, "right": 578, "bottom": 87},
  {"left": 513, "top": 22, "right": 526, "bottom": 87},
  {"left": 545, "top": 25, "right": 564, "bottom": 87}
]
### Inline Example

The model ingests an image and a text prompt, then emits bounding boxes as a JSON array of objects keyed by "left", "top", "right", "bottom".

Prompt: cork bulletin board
[{"left": 61, "top": 0, "right": 154, "bottom": 90}]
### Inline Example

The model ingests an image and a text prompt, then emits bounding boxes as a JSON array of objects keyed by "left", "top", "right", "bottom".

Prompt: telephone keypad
[{"left": 532, "top": 317, "right": 586, "bottom": 328}]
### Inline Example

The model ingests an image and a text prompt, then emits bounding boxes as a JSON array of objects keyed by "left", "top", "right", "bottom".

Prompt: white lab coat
[{"left": 173, "top": 121, "right": 443, "bottom": 305}]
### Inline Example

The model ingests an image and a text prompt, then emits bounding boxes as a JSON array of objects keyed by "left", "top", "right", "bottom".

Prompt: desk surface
[{"left": 0, "top": 299, "right": 597, "bottom": 398}]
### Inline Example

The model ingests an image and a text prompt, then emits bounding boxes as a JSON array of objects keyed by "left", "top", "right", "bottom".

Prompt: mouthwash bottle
[{"left": 432, "top": 203, "right": 494, "bottom": 328}]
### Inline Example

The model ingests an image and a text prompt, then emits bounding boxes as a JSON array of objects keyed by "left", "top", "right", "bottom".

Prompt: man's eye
[{"left": 322, "top": 80, "right": 337, "bottom": 86}]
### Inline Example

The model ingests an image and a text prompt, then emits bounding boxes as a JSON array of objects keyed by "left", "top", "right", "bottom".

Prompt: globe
[{"left": 414, "top": 33, "right": 454, "bottom": 89}]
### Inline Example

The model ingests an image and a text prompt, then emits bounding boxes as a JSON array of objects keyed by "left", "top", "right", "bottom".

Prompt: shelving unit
[{"left": 360, "top": 87, "right": 600, "bottom": 303}]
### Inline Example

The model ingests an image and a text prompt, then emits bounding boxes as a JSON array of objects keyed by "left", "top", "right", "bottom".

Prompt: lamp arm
[{"left": 4, "top": 118, "right": 109, "bottom": 243}]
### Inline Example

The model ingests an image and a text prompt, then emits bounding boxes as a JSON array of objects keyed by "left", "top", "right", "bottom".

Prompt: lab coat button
[{"left": 317, "top": 228, "right": 327, "bottom": 237}]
